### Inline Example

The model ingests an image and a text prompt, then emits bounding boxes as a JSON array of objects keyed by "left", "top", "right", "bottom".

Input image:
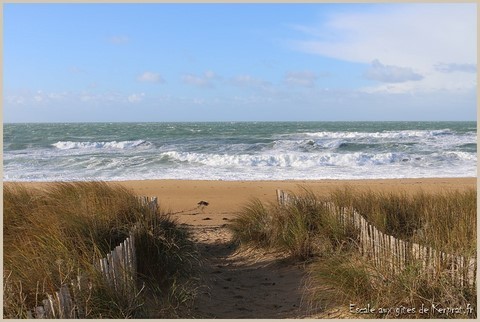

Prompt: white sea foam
[
  {"left": 160, "top": 150, "right": 475, "bottom": 168},
  {"left": 301, "top": 129, "right": 454, "bottom": 139},
  {"left": 52, "top": 140, "right": 151, "bottom": 150}
]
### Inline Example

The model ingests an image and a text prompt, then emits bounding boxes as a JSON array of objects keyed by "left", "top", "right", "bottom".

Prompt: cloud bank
[{"left": 290, "top": 4, "right": 476, "bottom": 93}]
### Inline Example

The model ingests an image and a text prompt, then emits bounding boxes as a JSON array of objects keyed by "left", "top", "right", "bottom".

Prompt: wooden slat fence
[
  {"left": 26, "top": 196, "right": 158, "bottom": 319},
  {"left": 276, "top": 189, "right": 476, "bottom": 288},
  {"left": 98, "top": 233, "right": 137, "bottom": 297},
  {"left": 138, "top": 196, "right": 158, "bottom": 214}
]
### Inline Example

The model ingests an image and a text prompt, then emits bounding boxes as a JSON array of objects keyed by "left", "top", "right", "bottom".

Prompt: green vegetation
[
  {"left": 3, "top": 182, "right": 199, "bottom": 318},
  {"left": 230, "top": 187, "right": 477, "bottom": 318}
]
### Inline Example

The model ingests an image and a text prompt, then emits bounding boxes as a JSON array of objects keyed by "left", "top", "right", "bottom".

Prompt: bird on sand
[
  {"left": 197, "top": 200, "right": 209, "bottom": 207},
  {"left": 197, "top": 200, "right": 209, "bottom": 213}
]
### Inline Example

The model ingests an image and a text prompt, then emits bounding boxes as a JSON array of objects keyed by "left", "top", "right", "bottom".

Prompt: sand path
[
  {"left": 162, "top": 197, "right": 351, "bottom": 319},
  {"left": 177, "top": 220, "right": 352, "bottom": 319},
  {"left": 186, "top": 223, "right": 312, "bottom": 319}
]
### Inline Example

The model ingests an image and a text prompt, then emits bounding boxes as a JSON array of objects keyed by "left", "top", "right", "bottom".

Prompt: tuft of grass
[
  {"left": 308, "top": 252, "right": 374, "bottom": 304},
  {"left": 229, "top": 198, "right": 274, "bottom": 248},
  {"left": 230, "top": 188, "right": 357, "bottom": 260},
  {"left": 3, "top": 182, "right": 199, "bottom": 318}
]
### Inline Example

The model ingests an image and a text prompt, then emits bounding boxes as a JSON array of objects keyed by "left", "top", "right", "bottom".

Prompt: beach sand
[
  {"left": 119, "top": 177, "right": 476, "bottom": 225},
  {"left": 15, "top": 177, "right": 477, "bottom": 318}
]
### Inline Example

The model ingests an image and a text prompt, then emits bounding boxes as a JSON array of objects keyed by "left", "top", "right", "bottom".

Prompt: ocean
[{"left": 3, "top": 121, "right": 477, "bottom": 182}]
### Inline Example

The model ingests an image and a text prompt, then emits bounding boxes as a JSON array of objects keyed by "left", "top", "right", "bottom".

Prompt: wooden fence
[
  {"left": 276, "top": 189, "right": 476, "bottom": 288},
  {"left": 98, "top": 234, "right": 137, "bottom": 297},
  {"left": 26, "top": 196, "right": 158, "bottom": 319}
]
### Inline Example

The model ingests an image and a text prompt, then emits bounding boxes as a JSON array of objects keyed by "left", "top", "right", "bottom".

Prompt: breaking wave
[{"left": 52, "top": 140, "right": 152, "bottom": 150}]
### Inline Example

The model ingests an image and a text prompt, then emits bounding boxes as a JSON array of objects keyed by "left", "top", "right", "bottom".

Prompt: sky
[{"left": 3, "top": 3, "right": 477, "bottom": 122}]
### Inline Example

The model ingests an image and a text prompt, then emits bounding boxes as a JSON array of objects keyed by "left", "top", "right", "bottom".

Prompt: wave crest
[{"left": 52, "top": 140, "right": 151, "bottom": 150}]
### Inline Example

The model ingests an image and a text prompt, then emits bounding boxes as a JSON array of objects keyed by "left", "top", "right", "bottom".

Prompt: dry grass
[
  {"left": 230, "top": 188, "right": 357, "bottom": 260},
  {"left": 3, "top": 182, "right": 199, "bottom": 318},
  {"left": 330, "top": 187, "right": 476, "bottom": 256},
  {"left": 308, "top": 251, "right": 476, "bottom": 318},
  {"left": 231, "top": 186, "right": 477, "bottom": 318}
]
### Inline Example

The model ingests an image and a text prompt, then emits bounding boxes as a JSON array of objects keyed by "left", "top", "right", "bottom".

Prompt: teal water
[{"left": 3, "top": 121, "right": 477, "bottom": 181}]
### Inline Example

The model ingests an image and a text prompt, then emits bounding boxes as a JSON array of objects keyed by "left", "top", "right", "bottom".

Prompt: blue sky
[{"left": 3, "top": 3, "right": 477, "bottom": 122}]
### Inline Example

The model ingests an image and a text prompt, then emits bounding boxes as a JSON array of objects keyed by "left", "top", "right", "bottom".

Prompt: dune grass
[
  {"left": 230, "top": 188, "right": 358, "bottom": 260},
  {"left": 3, "top": 182, "right": 199, "bottom": 318},
  {"left": 307, "top": 250, "right": 476, "bottom": 318},
  {"left": 230, "top": 186, "right": 476, "bottom": 318},
  {"left": 330, "top": 187, "right": 476, "bottom": 256}
]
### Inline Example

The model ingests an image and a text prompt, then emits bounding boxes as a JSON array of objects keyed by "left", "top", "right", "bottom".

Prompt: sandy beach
[{"left": 19, "top": 177, "right": 476, "bottom": 226}]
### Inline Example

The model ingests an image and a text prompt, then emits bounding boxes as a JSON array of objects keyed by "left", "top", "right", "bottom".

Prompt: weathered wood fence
[
  {"left": 26, "top": 196, "right": 158, "bottom": 319},
  {"left": 276, "top": 189, "right": 476, "bottom": 288}
]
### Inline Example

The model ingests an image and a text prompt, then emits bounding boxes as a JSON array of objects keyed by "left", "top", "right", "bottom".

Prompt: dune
[{"left": 17, "top": 177, "right": 476, "bottom": 318}]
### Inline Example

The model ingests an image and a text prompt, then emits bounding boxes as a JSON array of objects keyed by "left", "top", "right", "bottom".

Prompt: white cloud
[
  {"left": 182, "top": 70, "right": 219, "bottom": 88},
  {"left": 128, "top": 93, "right": 145, "bottom": 103},
  {"left": 5, "top": 94, "right": 26, "bottom": 105},
  {"left": 25, "top": 90, "right": 68, "bottom": 104},
  {"left": 68, "top": 66, "right": 87, "bottom": 74},
  {"left": 137, "top": 71, "right": 164, "bottom": 83},
  {"left": 108, "top": 35, "right": 129, "bottom": 44},
  {"left": 5, "top": 90, "right": 144, "bottom": 106},
  {"left": 284, "top": 71, "right": 318, "bottom": 87},
  {"left": 364, "top": 60, "right": 423, "bottom": 83},
  {"left": 290, "top": 4, "right": 476, "bottom": 93},
  {"left": 434, "top": 63, "right": 477, "bottom": 74},
  {"left": 230, "top": 75, "right": 271, "bottom": 90},
  {"left": 34, "top": 90, "right": 44, "bottom": 102}
]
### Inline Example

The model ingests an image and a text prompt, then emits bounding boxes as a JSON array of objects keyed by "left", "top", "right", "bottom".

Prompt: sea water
[{"left": 3, "top": 121, "right": 477, "bottom": 181}]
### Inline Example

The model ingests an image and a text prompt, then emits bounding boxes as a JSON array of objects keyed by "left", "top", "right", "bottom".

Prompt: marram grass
[
  {"left": 231, "top": 186, "right": 476, "bottom": 318},
  {"left": 3, "top": 182, "right": 199, "bottom": 318}
]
